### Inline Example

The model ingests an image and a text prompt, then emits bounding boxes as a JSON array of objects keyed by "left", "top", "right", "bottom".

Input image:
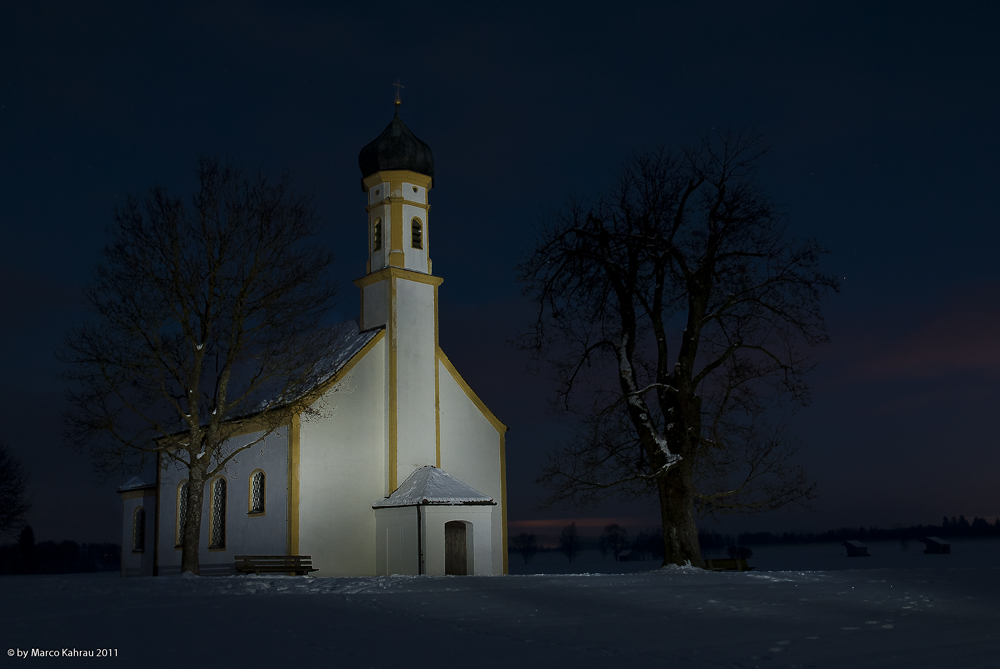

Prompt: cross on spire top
[{"left": 392, "top": 80, "right": 405, "bottom": 105}]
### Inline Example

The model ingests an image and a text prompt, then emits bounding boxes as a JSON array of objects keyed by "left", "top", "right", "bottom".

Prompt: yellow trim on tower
[
  {"left": 354, "top": 266, "right": 443, "bottom": 289},
  {"left": 288, "top": 413, "right": 300, "bottom": 556},
  {"left": 437, "top": 350, "right": 509, "bottom": 435},
  {"left": 425, "top": 216, "right": 431, "bottom": 274},
  {"left": 366, "top": 200, "right": 429, "bottom": 213},
  {"left": 362, "top": 170, "right": 433, "bottom": 193},
  {"left": 500, "top": 431, "right": 508, "bottom": 575},
  {"left": 391, "top": 198, "right": 403, "bottom": 251}
]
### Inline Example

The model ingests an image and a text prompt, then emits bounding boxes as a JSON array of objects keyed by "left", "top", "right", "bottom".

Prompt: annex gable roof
[{"left": 372, "top": 466, "right": 495, "bottom": 508}]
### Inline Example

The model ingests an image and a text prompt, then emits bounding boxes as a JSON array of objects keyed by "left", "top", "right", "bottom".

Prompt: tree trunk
[
  {"left": 181, "top": 466, "right": 206, "bottom": 575},
  {"left": 658, "top": 457, "right": 704, "bottom": 567}
]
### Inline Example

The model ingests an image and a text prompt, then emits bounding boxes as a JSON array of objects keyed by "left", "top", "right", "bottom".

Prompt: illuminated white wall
[{"left": 298, "top": 337, "right": 386, "bottom": 576}]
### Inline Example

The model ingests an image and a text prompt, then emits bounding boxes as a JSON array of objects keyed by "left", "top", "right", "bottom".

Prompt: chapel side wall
[
  {"left": 156, "top": 428, "right": 288, "bottom": 576},
  {"left": 437, "top": 358, "right": 506, "bottom": 575},
  {"left": 298, "top": 337, "right": 386, "bottom": 577}
]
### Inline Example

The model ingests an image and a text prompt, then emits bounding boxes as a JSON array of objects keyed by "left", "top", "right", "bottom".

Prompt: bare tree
[
  {"left": 517, "top": 131, "right": 837, "bottom": 567},
  {"left": 0, "top": 442, "right": 30, "bottom": 539},
  {"left": 557, "top": 522, "right": 582, "bottom": 563},
  {"left": 510, "top": 532, "right": 540, "bottom": 564},
  {"left": 599, "top": 523, "right": 629, "bottom": 561},
  {"left": 62, "top": 158, "right": 340, "bottom": 574}
]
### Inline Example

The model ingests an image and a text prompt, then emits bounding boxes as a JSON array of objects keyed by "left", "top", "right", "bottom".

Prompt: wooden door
[{"left": 445, "top": 521, "right": 467, "bottom": 575}]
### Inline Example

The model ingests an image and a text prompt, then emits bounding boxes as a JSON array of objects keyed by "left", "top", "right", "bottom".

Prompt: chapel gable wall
[{"left": 437, "top": 356, "right": 506, "bottom": 575}]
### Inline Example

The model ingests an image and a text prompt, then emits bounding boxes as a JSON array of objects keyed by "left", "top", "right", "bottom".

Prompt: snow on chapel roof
[
  {"left": 372, "top": 466, "right": 495, "bottom": 508},
  {"left": 301, "top": 323, "right": 382, "bottom": 392},
  {"left": 117, "top": 476, "right": 154, "bottom": 492},
  {"left": 248, "top": 322, "right": 382, "bottom": 413}
]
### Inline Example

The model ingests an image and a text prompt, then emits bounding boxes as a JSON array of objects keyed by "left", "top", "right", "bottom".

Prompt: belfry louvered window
[
  {"left": 411, "top": 218, "right": 423, "bottom": 249},
  {"left": 210, "top": 478, "right": 226, "bottom": 549},
  {"left": 373, "top": 219, "right": 382, "bottom": 251},
  {"left": 176, "top": 482, "right": 188, "bottom": 546},
  {"left": 132, "top": 507, "right": 145, "bottom": 552},
  {"left": 250, "top": 471, "right": 265, "bottom": 514}
]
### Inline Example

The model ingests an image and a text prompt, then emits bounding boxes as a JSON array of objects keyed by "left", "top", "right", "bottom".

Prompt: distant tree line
[
  {"left": 509, "top": 523, "right": 670, "bottom": 563},
  {"left": 701, "top": 515, "right": 1000, "bottom": 551},
  {"left": 0, "top": 526, "right": 120, "bottom": 575},
  {"left": 510, "top": 516, "right": 1000, "bottom": 565}
]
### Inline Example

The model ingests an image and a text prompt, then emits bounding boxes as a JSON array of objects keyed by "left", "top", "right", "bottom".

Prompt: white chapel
[{"left": 118, "top": 103, "right": 509, "bottom": 577}]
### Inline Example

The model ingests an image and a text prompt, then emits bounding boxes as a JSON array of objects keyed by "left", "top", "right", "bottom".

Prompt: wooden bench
[
  {"left": 704, "top": 558, "right": 753, "bottom": 572},
  {"left": 234, "top": 555, "right": 318, "bottom": 576}
]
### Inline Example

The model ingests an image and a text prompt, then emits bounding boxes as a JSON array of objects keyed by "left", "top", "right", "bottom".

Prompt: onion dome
[{"left": 358, "top": 103, "right": 434, "bottom": 184}]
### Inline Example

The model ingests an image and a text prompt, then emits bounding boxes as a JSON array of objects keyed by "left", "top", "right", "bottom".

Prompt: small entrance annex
[{"left": 373, "top": 466, "right": 496, "bottom": 576}]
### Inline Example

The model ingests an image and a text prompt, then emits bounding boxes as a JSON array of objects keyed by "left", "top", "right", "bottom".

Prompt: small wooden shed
[
  {"left": 842, "top": 540, "right": 869, "bottom": 557},
  {"left": 921, "top": 536, "right": 951, "bottom": 554}
]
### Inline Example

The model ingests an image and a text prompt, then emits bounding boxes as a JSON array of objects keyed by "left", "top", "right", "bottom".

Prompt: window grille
[
  {"left": 132, "top": 507, "right": 145, "bottom": 552},
  {"left": 176, "top": 482, "right": 188, "bottom": 546},
  {"left": 210, "top": 478, "right": 226, "bottom": 549},
  {"left": 373, "top": 219, "right": 382, "bottom": 251},
  {"left": 250, "top": 471, "right": 265, "bottom": 514},
  {"left": 411, "top": 218, "right": 423, "bottom": 249}
]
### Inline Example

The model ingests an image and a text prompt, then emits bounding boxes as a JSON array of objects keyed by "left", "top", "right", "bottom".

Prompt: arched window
[
  {"left": 249, "top": 471, "right": 265, "bottom": 515},
  {"left": 176, "top": 481, "right": 189, "bottom": 547},
  {"left": 411, "top": 218, "right": 423, "bottom": 249},
  {"left": 373, "top": 219, "right": 382, "bottom": 251},
  {"left": 132, "top": 507, "right": 145, "bottom": 552},
  {"left": 209, "top": 478, "right": 226, "bottom": 549}
]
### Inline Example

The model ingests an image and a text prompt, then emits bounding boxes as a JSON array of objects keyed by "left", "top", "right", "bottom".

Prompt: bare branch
[
  {"left": 60, "top": 157, "right": 339, "bottom": 574},
  {"left": 517, "top": 132, "right": 838, "bottom": 567}
]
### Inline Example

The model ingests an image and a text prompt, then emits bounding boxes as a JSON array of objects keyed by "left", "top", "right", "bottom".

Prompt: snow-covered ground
[{"left": 3, "top": 561, "right": 998, "bottom": 667}]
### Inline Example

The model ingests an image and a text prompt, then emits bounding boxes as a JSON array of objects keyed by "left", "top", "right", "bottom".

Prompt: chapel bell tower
[{"left": 354, "top": 99, "right": 443, "bottom": 494}]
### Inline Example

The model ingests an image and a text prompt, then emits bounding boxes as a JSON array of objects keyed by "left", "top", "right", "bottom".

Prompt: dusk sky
[{"left": 2, "top": 2, "right": 998, "bottom": 544}]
